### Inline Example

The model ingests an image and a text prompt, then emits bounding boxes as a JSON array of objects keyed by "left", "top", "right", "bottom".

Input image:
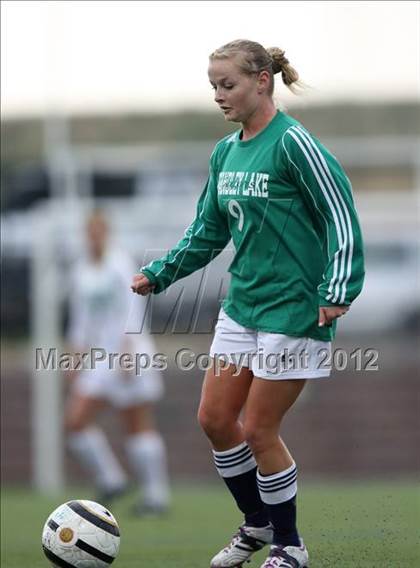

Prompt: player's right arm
[
  {"left": 132, "top": 151, "right": 230, "bottom": 295},
  {"left": 65, "top": 270, "right": 88, "bottom": 379}
]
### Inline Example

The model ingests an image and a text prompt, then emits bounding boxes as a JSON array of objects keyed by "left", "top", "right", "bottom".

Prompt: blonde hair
[{"left": 209, "top": 39, "right": 303, "bottom": 95}]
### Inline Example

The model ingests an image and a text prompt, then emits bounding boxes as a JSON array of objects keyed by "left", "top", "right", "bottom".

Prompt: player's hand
[
  {"left": 63, "top": 368, "right": 79, "bottom": 383},
  {"left": 318, "top": 305, "right": 349, "bottom": 327},
  {"left": 131, "top": 273, "right": 155, "bottom": 295}
]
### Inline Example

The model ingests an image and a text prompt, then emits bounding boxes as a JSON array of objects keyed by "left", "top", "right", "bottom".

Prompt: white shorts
[
  {"left": 74, "top": 365, "right": 164, "bottom": 408},
  {"left": 209, "top": 307, "right": 332, "bottom": 380}
]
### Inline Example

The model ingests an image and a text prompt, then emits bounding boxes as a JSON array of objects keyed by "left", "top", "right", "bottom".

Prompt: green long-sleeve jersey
[{"left": 141, "top": 111, "right": 365, "bottom": 341}]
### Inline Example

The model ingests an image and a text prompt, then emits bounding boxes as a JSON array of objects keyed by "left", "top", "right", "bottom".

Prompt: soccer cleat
[
  {"left": 130, "top": 501, "right": 170, "bottom": 517},
  {"left": 210, "top": 523, "right": 273, "bottom": 568},
  {"left": 96, "top": 483, "right": 130, "bottom": 507},
  {"left": 258, "top": 540, "right": 309, "bottom": 568}
]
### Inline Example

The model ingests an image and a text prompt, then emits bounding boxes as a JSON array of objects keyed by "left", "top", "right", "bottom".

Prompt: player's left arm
[
  {"left": 132, "top": 153, "right": 231, "bottom": 295},
  {"left": 282, "top": 126, "right": 365, "bottom": 324}
]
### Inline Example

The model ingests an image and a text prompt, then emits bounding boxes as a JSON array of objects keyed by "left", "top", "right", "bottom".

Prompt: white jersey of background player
[{"left": 65, "top": 210, "right": 170, "bottom": 514}]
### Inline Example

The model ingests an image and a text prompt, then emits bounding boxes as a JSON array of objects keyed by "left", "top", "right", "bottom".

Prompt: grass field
[{"left": 1, "top": 481, "right": 419, "bottom": 567}]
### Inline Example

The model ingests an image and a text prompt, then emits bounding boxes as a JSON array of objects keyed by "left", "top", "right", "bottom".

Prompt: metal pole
[{"left": 31, "top": 203, "right": 64, "bottom": 493}]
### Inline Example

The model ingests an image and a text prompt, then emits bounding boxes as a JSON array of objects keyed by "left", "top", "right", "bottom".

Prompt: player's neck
[
  {"left": 91, "top": 248, "right": 105, "bottom": 263},
  {"left": 241, "top": 103, "right": 277, "bottom": 141}
]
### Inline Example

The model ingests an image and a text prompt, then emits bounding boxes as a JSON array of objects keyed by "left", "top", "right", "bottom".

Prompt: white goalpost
[
  {"left": 31, "top": 203, "right": 65, "bottom": 493},
  {"left": 30, "top": 115, "right": 78, "bottom": 494}
]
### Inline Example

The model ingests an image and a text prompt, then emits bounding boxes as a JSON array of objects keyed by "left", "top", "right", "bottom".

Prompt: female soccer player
[
  {"left": 66, "top": 210, "right": 170, "bottom": 515},
  {"left": 132, "top": 40, "right": 364, "bottom": 567}
]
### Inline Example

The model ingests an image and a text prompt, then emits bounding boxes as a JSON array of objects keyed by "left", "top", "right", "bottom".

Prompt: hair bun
[{"left": 266, "top": 47, "right": 289, "bottom": 75}]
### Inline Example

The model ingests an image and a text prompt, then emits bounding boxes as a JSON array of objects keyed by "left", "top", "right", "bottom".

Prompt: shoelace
[
  {"left": 264, "top": 547, "right": 300, "bottom": 568},
  {"left": 266, "top": 559, "right": 294, "bottom": 568},
  {"left": 223, "top": 526, "right": 248, "bottom": 552},
  {"left": 264, "top": 557, "right": 295, "bottom": 568},
  {"left": 222, "top": 527, "right": 241, "bottom": 552}
]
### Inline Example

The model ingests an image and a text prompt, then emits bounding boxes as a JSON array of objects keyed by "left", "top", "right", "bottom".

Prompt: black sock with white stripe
[
  {"left": 257, "top": 462, "right": 300, "bottom": 547},
  {"left": 213, "top": 441, "right": 269, "bottom": 527}
]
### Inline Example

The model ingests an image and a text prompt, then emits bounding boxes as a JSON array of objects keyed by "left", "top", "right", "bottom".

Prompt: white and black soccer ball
[{"left": 42, "top": 500, "right": 120, "bottom": 567}]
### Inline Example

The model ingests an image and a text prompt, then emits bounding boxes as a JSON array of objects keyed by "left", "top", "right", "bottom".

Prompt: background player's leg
[
  {"left": 65, "top": 394, "right": 128, "bottom": 500},
  {"left": 244, "top": 378, "right": 306, "bottom": 548},
  {"left": 121, "top": 403, "right": 170, "bottom": 514}
]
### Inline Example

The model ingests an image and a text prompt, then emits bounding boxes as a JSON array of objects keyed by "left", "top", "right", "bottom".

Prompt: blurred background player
[{"left": 65, "top": 209, "right": 170, "bottom": 515}]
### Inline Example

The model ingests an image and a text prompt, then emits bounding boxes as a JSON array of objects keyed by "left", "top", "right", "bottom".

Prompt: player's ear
[{"left": 257, "top": 70, "right": 270, "bottom": 94}]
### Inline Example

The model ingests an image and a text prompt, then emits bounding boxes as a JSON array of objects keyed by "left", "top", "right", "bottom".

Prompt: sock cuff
[
  {"left": 125, "top": 431, "right": 164, "bottom": 452},
  {"left": 212, "top": 441, "right": 256, "bottom": 478},
  {"left": 212, "top": 440, "right": 248, "bottom": 457},
  {"left": 256, "top": 461, "right": 297, "bottom": 483},
  {"left": 257, "top": 463, "right": 297, "bottom": 505},
  {"left": 68, "top": 426, "right": 102, "bottom": 446}
]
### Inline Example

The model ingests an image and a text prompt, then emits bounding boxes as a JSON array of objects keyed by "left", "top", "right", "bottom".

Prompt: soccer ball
[{"left": 42, "top": 499, "right": 120, "bottom": 567}]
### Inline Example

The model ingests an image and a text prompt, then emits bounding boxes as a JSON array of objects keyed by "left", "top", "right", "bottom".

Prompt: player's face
[
  {"left": 87, "top": 217, "right": 108, "bottom": 258},
  {"left": 208, "top": 57, "right": 261, "bottom": 123}
]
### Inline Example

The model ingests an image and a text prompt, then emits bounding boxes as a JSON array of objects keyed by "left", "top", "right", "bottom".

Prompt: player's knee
[
  {"left": 65, "top": 418, "right": 82, "bottom": 433},
  {"left": 196, "top": 406, "right": 218, "bottom": 436},
  {"left": 197, "top": 407, "right": 235, "bottom": 441},
  {"left": 65, "top": 411, "right": 89, "bottom": 433},
  {"left": 243, "top": 423, "right": 276, "bottom": 455}
]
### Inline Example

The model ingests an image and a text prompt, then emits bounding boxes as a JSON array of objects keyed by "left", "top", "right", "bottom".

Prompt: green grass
[{"left": 1, "top": 481, "right": 419, "bottom": 567}]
